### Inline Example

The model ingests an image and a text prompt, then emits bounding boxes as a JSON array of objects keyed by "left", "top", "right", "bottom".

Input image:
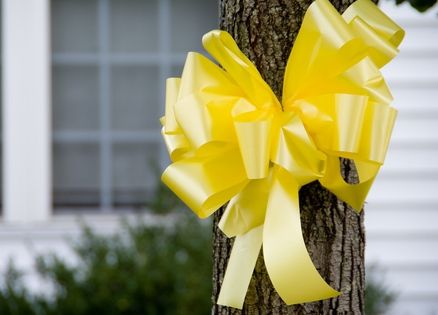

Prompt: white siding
[
  {"left": 366, "top": 1, "right": 438, "bottom": 314},
  {"left": 0, "top": 214, "right": 171, "bottom": 292}
]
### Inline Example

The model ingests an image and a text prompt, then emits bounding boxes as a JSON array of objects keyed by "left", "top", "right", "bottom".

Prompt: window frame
[{"left": 51, "top": 0, "right": 181, "bottom": 212}]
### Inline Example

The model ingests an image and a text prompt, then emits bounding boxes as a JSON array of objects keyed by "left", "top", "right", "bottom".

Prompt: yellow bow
[{"left": 161, "top": 0, "right": 404, "bottom": 309}]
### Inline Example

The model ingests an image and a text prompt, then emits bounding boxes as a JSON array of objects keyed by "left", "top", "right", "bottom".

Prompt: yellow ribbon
[{"left": 161, "top": 0, "right": 404, "bottom": 309}]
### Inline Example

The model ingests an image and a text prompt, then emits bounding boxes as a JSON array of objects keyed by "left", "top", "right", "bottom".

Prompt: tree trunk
[{"left": 212, "top": 0, "right": 371, "bottom": 314}]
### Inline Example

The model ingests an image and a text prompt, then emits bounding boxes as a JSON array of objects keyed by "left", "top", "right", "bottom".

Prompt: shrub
[
  {"left": 0, "top": 214, "right": 212, "bottom": 315},
  {"left": 365, "top": 265, "right": 397, "bottom": 315}
]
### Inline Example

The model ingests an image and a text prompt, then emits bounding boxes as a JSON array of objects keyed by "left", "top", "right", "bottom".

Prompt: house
[{"left": 0, "top": 0, "right": 437, "bottom": 314}]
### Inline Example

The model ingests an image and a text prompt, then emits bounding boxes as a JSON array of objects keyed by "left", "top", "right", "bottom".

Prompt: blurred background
[{"left": 0, "top": 0, "right": 436, "bottom": 314}]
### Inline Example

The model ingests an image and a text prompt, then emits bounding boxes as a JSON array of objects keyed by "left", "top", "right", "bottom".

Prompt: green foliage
[
  {"left": 0, "top": 263, "right": 47, "bottom": 315},
  {"left": 0, "top": 173, "right": 396, "bottom": 315},
  {"left": 0, "top": 217, "right": 399, "bottom": 315},
  {"left": 390, "top": 0, "right": 437, "bottom": 12},
  {"left": 365, "top": 266, "right": 397, "bottom": 315},
  {"left": 0, "top": 214, "right": 212, "bottom": 315}
]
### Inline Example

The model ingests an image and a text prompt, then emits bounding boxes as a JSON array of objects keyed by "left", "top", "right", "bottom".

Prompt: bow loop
[
  {"left": 161, "top": 78, "right": 190, "bottom": 161},
  {"left": 282, "top": 0, "right": 404, "bottom": 117},
  {"left": 175, "top": 52, "right": 241, "bottom": 150},
  {"left": 295, "top": 94, "right": 368, "bottom": 157},
  {"left": 343, "top": 0, "right": 405, "bottom": 67},
  {"left": 162, "top": 147, "right": 248, "bottom": 219},
  {"left": 282, "top": 0, "right": 363, "bottom": 104},
  {"left": 341, "top": 56, "right": 393, "bottom": 104},
  {"left": 203, "top": 30, "right": 280, "bottom": 110},
  {"left": 163, "top": 78, "right": 182, "bottom": 134}
]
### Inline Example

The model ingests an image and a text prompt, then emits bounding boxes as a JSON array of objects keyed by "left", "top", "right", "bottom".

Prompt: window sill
[{"left": 0, "top": 210, "right": 173, "bottom": 239}]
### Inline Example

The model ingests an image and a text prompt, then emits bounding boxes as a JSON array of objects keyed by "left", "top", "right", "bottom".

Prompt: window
[{"left": 51, "top": 0, "right": 218, "bottom": 211}]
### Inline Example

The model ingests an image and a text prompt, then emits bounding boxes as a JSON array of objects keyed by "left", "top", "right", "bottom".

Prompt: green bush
[
  {"left": 0, "top": 214, "right": 212, "bottom": 315},
  {"left": 0, "top": 176, "right": 396, "bottom": 314},
  {"left": 391, "top": 0, "right": 437, "bottom": 13},
  {"left": 365, "top": 266, "right": 397, "bottom": 315},
  {"left": 0, "top": 217, "right": 398, "bottom": 315}
]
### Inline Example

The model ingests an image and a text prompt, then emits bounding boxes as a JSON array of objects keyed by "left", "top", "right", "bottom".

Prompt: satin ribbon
[{"left": 161, "top": 0, "right": 404, "bottom": 309}]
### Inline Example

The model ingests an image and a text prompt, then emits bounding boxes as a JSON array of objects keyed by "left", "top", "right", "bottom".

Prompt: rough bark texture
[{"left": 212, "top": 0, "right": 372, "bottom": 314}]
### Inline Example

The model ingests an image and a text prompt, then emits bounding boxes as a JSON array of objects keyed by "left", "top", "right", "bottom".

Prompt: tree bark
[{"left": 212, "top": 0, "right": 371, "bottom": 314}]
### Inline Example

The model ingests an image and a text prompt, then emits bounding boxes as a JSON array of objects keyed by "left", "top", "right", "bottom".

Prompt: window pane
[
  {"left": 112, "top": 143, "right": 159, "bottom": 207},
  {"left": 52, "top": 66, "right": 99, "bottom": 131},
  {"left": 170, "top": 0, "right": 218, "bottom": 52},
  {"left": 111, "top": 65, "right": 159, "bottom": 131},
  {"left": 53, "top": 143, "right": 100, "bottom": 207},
  {"left": 52, "top": 0, "right": 98, "bottom": 53},
  {"left": 110, "top": 0, "right": 158, "bottom": 53},
  {"left": 170, "top": 64, "right": 184, "bottom": 78}
]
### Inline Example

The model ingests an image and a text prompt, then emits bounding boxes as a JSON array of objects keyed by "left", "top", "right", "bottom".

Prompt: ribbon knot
[{"left": 161, "top": 0, "right": 404, "bottom": 309}]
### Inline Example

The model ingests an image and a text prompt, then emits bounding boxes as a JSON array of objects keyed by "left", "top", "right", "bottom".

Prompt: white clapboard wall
[{"left": 366, "top": 1, "right": 438, "bottom": 314}]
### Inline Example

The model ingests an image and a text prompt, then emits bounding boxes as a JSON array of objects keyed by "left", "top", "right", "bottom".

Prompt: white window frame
[
  {"left": 2, "top": 0, "right": 51, "bottom": 222},
  {"left": 0, "top": 0, "right": 178, "bottom": 221},
  {"left": 51, "top": 0, "right": 176, "bottom": 211}
]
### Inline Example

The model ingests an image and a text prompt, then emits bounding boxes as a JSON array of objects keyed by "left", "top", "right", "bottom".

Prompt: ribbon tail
[
  {"left": 219, "top": 177, "right": 270, "bottom": 237},
  {"left": 217, "top": 225, "right": 263, "bottom": 309},
  {"left": 263, "top": 167, "right": 339, "bottom": 304}
]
